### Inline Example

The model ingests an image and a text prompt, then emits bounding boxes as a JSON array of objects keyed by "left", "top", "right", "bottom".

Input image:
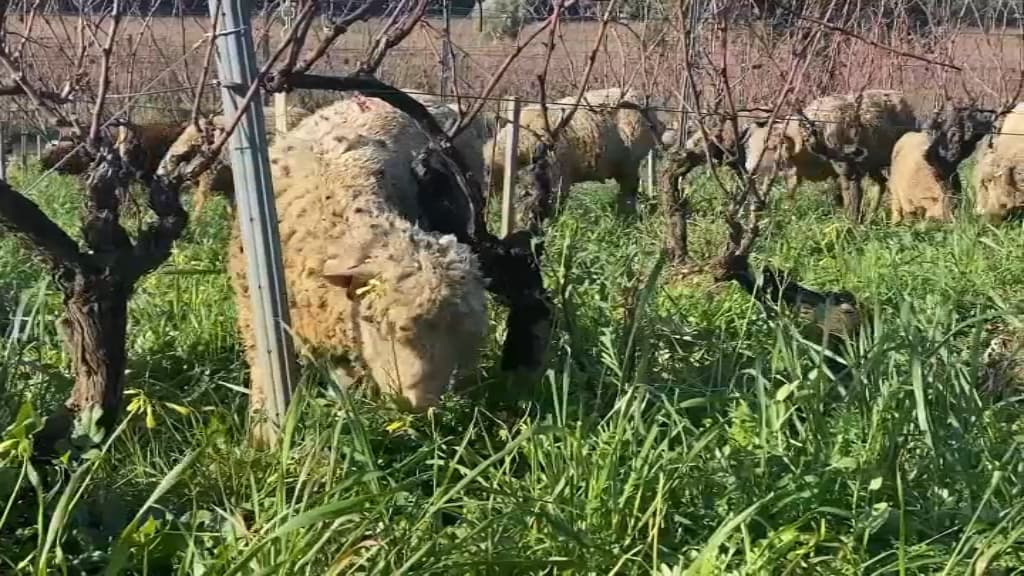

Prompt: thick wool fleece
[
  {"left": 975, "top": 102, "right": 1024, "bottom": 222},
  {"left": 228, "top": 96, "right": 488, "bottom": 413},
  {"left": 114, "top": 121, "right": 189, "bottom": 179},
  {"left": 483, "top": 87, "right": 664, "bottom": 211},
  {"left": 746, "top": 89, "right": 916, "bottom": 184},
  {"left": 888, "top": 131, "right": 955, "bottom": 222}
]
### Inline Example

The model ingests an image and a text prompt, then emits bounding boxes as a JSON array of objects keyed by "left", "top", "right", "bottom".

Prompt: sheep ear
[{"left": 322, "top": 258, "right": 376, "bottom": 299}]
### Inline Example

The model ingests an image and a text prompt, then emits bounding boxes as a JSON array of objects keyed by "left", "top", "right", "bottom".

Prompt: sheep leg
[
  {"left": 785, "top": 172, "right": 801, "bottom": 202},
  {"left": 193, "top": 188, "right": 207, "bottom": 217},
  {"left": 837, "top": 173, "right": 864, "bottom": 224},
  {"left": 615, "top": 173, "right": 640, "bottom": 218},
  {"left": 866, "top": 168, "right": 889, "bottom": 221},
  {"left": 890, "top": 191, "right": 903, "bottom": 224}
]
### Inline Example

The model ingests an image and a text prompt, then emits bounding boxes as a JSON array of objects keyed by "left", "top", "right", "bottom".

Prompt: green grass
[{"left": 1, "top": 160, "right": 1023, "bottom": 575}]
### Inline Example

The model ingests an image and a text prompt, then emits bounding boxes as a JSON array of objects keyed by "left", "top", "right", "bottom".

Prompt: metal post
[
  {"left": 19, "top": 132, "right": 27, "bottom": 172},
  {"left": 645, "top": 149, "right": 656, "bottom": 194},
  {"left": 440, "top": 0, "right": 452, "bottom": 101},
  {"left": 209, "top": 0, "right": 297, "bottom": 447},
  {"left": 35, "top": 133, "right": 42, "bottom": 157},
  {"left": 261, "top": 11, "right": 272, "bottom": 107},
  {"left": 500, "top": 97, "right": 521, "bottom": 238},
  {"left": 0, "top": 123, "right": 6, "bottom": 180}
]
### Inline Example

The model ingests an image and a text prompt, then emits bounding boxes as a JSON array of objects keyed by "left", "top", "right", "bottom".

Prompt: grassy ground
[{"left": 1, "top": 159, "right": 1023, "bottom": 575}]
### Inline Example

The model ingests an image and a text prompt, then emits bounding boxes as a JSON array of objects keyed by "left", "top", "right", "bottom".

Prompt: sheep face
[
  {"left": 322, "top": 233, "right": 488, "bottom": 410},
  {"left": 744, "top": 120, "right": 792, "bottom": 175}
]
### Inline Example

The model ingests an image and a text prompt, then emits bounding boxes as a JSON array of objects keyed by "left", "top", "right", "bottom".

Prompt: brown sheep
[
  {"left": 974, "top": 102, "right": 1024, "bottom": 223},
  {"left": 889, "top": 106, "right": 997, "bottom": 223},
  {"left": 113, "top": 121, "right": 190, "bottom": 180},
  {"left": 156, "top": 104, "right": 311, "bottom": 215},
  {"left": 483, "top": 87, "right": 667, "bottom": 224},
  {"left": 38, "top": 120, "right": 187, "bottom": 179},
  {"left": 747, "top": 89, "right": 918, "bottom": 220},
  {"left": 39, "top": 138, "right": 93, "bottom": 175},
  {"left": 229, "top": 95, "right": 489, "bottom": 415}
]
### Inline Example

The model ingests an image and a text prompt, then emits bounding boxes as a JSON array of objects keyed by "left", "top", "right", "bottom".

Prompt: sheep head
[
  {"left": 923, "top": 104, "right": 998, "bottom": 179},
  {"left": 322, "top": 227, "right": 488, "bottom": 411},
  {"left": 744, "top": 118, "right": 794, "bottom": 176},
  {"left": 156, "top": 115, "right": 230, "bottom": 191}
]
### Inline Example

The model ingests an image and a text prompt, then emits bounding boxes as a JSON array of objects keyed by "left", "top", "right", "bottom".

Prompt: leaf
[
  {"left": 161, "top": 402, "right": 192, "bottom": 416},
  {"left": 868, "top": 477, "right": 883, "bottom": 492},
  {"left": 105, "top": 447, "right": 203, "bottom": 576}
]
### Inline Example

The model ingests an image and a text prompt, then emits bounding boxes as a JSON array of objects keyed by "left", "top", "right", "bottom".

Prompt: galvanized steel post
[{"left": 209, "top": 0, "right": 298, "bottom": 446}]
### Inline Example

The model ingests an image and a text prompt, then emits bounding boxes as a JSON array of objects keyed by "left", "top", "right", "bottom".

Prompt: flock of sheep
[{"left": 33, "top": 85, "right": 1024, "bottom": 411}]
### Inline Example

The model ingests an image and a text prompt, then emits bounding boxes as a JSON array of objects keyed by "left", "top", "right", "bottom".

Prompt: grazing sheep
[
  {"left": 743, "top": 114, "right": 841, "bottom": 203},
  {"left": 888, "top": 106, "right": 997, "bottom": 223},
  {"left": 660, "top": 110, "right": 761, "bottom": 170},
  {"left": 157, "top": 104, "right": 311, "bottom": 215},
  {"left": 974, "top": 102, "right": 1024, "bottom": 223},
  {"left": 229, "top": 95, "right": 489, "bottom": 414},
  {"left": 39, "top": 138, "right": 93, "bottom": 174},
  {"left": 483, "top": 87, "right": 667, "bottom": 223},
  {"left": 113, "top": 121, "right": 190, "bottom": 180},
  {"left": 747, "top": 90, "right": 917, "bottom": 220},
  {"left": 39, "top": 120, "right": 187, "bottom": 178}
]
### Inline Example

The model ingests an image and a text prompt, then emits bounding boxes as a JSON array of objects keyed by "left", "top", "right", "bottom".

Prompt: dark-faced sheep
[
  {"left": 747, "top": 89, "right": 918, "bottom": 220},
  {"left": 974, "top": 102, "right": 1024, "bottom": 223},
  {"left": 398, "top": 90, "right": 495, "bottom": 191},
  {"left": 229, "top": 96, "right": 489, "bottom": 414},
  {"left": 888, "top": 106, "right": 997, "bottom": 223},
  {"left": 156, "top": 104, "right": 311, "bottom": 215},
  {"left": 483, "top": 87, "right": 666, "bottom": 224}
]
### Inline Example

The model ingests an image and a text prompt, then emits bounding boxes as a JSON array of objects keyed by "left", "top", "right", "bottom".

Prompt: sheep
[
  {"left": 39, "top": 138, "right": 93, "bottom": 174},
  {"left": 156, "top": 104, "right": 311, "bottom": 215},
  {"left": 746, "top": 89, "right": 918, "bottom": 220},
  {"left": 743, "top": 114, "right": 841, "bottom": 204},
  {"left": 974, "top": 102, "right": 1024, "bottom": 223},
  {"left": 888, "top": 105, "right": 997, "bottom": 223},
  {"left": 228, "top": 95, "right": 489, "bottom": 414},
  {"left": 663, "top": 108, "right": 792, "bottom": 181},
  {"left": 39, "top": 120, "right": 188, "bottom": 179},
  {"left": 482, "top": 87, "right": 667, "bottom": 224},
  {"left": 397, "top": 90, "right": 495, "bottom": 191},
  {"left": 113, "top": 120, "right": 190, "bottom": 179}
]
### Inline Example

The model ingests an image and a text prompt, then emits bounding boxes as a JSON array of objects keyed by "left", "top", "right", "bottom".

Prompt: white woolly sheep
[
  {"left": 974, "top": 102, "right": 1024, "bottom": 223},
  {"left": 746, "top": 89, "right": 918, "bottom": 220},
  {"left": 889, "top": 106, "right": 997, "bottom": 223},
  {"left": 157, "top": 104, "right": 311, "bottom": 215},
  {"left": 483, "top": 87, "right": 667, "bottom": 223},
  {"left": 229, "top": 95, "right": 489, "bottom": 414}
]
